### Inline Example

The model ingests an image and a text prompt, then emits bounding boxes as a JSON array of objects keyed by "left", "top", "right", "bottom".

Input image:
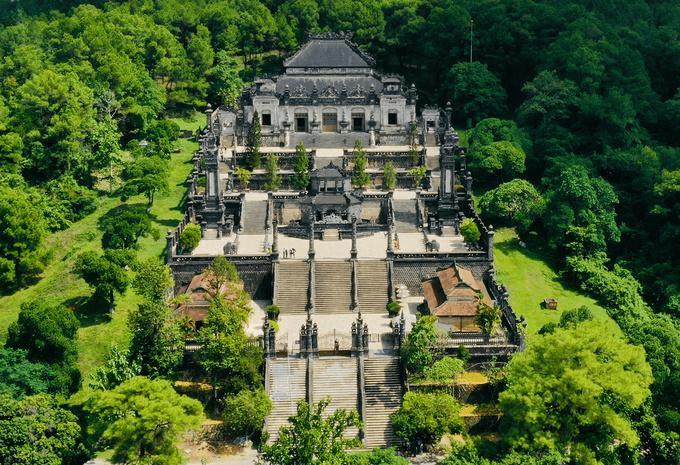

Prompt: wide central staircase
[
  {"left": 314, "top": 261, "right": 352, "bottom": 314},
  {"left": 393, "top": 199, "right": 419, "bottom": 233},
  {"left": 275, "top": 261, "right": 309, "bottom": 315},
  {"left": 265, "top": 358, "right": 307, "bottom": 443},
  {"left": 363, "top": 357, "right": 402, "bottom": 448},
  {"left": 312, "top": 357, "right": 360, "bottom": 439},
  {"left": 241, "top": 198, "right": 268, "bottom": 234},
  {"left": 357, "top": 260, "right": 389, "bottom": 314}
]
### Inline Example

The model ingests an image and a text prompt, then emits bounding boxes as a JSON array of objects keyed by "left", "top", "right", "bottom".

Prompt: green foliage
[
  {"left": 132, "top": 258, "right": 174, "bottom": 303},
  {"left": 0, "top": 348, "right": 53, "bottom": 399},
  {"left": 387, "top": 301, "right": 401, "bottom": 316},
  {"left": 475, "top": 301, "right": 501, "bottom": 335},
  {"left": 0, "top": 393, "right": 83, "bottom": 465},
  {"left": 246, "top": 111, "right": 262, "bottom": 170},
  {"left": 408, "top": 165, "right": 427, "bottom": 189},
  {"left": 80, "top": 376, "right": 203, "bottom": 465},
  {"left": 42, "top": 175, "right": 97, "bottom": 231},
  {"left": 98, "top": 204, "right": 158, "bottom": 250},
  {"left": 446, "top": 62, "right": 508, "bottom": 126},
  {"left": 204, "top": 255, "right": 239, "bottom": 295},
  {"left": 479, "top": 179, "right": 545, "bottom": 232},
  {"left": 266, "top": 304, "right": 280, "bottom": 320},
  {"left": 6, "top": 300, "right": 80, "bottom": 394},
  {"left": 265, "top": 153, "right": 282, "bottom": 190},
  {"left": 460, "top": 218, "right": 481, "bottom": 243},
  {"left": 391, "top": 391, "right": 463, "bottom": 454},
  {"left": 88, "top": 346, "right": 141, "bottom": 391},
  {"left": 401, "top": 314, "right": 446, "bottom": 375},
  {"left": 468, "top": 140, "right": 526, "bottom": 183},
  {"left": 128, "top": 301, "right": 184, "bottom": 378},
  {"left": 180, "top": 223, "right": 202, "bottom": 252},
  {"left": 291, "top": 141, "right": 310, "bottom": 190},
  {"left": 0, "top": 185, "right": 48, "bottom": 292},
  {"left": 209, "top": 51, "right": 244, "bottom": 107},
  {"left": 259, "top": 398, "right": 362, "bottom": 465},
  {"left": 422, "top": 357, "right": 464, "bottom": 384},
  {"left": 383, "top": 161, "right": 397, "bottom": 190},
  {"left": 235, "top": 167, "right": 252, "bottom": 189},
  {"left": 538, "top": 306, "right": 594, "bottom": 335},
  {"left": 221, "top": 388, "right": 272, "bottom": 443},
  {"left": 346, "top": 447, "right": 408, "bottom": 465},
  {"left": 500, "top": 319, "right": 653, "bottom": 463},
  {"left": 543, "top": 164, "right": 619, "bottom": 258},
  {"left": 75, "top": 250, "right": 129, "bottom": 307},
  {"left": 120, "top": 156, "right": 170, "bottom": 206},
  {"left": 352, "top": 139, "right": 371, "bottom": 188}
]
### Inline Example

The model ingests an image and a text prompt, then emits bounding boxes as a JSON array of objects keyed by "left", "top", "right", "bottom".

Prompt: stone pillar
[
  {"left": 351, "top": 259, "right": 359, "bottom": 313},
  {"left": 306, "top": 259, "right": 315, "bottom": 315},
  {"left": 205, "top": 103, "right": 212, "bottom": 130},
  {"left": 352, "top": 312, "right": 369, "bottom": 356},
  {"left": 166, "top": 230, "right": 174, "bottom": 264},
  {"left": 308, "top": 222, "right": 315, "bottom": 260},
  {"left": 466, "top": 171, "right": 473, "bottom": 200},
  {"left": 272, "top": 219, "right": 279, "bottom": 258},
  {"left": 351, "top": 217, "right": 358, "bottom": 259},
  {"left": 263, "top": 319, "right": 276, "bottom": 359},
  {"left": 487, "top": 224, "right": 495, "bottom": 262},
  {"left": 387, "top": 224, "right": 394, "bottom": 256}
]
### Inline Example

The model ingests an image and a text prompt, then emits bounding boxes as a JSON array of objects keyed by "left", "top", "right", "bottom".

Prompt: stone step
[
  {"left": 393, "top": 199, "right": 419, "bottom": 233},
  {"left": 265, "top": 358, "right": 308, "bottom": 443},
  {"left": 241, "top": 199, "right": 268, "bottom": 234},
  {"left": 314, "top": 261, "right": 352, "bottom": 314},
  {"left": 357, "top": 260, "right": 389, "bottom": 314},
  {"left": 363, "top": 357, "right": 402, "bottom": 448},
  {"left": 312, "top": 357, "right": 360, "bottom": 439},
  {"left": 276, "top": 261, "right": 310, "bottom": 315}
]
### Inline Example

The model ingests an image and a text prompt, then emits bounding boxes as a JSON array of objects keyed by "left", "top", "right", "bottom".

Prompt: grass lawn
[
  {"left": 0, "top": 112, "right": 202, "bottom": 387},
  {"left": 493, "top": 228, "right": 610, "bottom": 338}
]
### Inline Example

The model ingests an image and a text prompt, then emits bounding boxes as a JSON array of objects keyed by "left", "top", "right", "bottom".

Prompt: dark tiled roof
[{"left": 284, "top": 39, "right": 372, "bottom": 68}]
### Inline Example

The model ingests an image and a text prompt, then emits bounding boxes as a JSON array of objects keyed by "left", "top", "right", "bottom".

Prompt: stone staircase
[
  {"left": 312, "top": 357, "right": 360, "bottom": 438},
  {"left": 393, "top": 199, "right": 419, "bottom": 233},
  {"left": 241, "top": 199, "right": 268, "bottom": 234},
  {"left": 265, "top": 358, "right": 307, "bottom": 443},
  {"left": 275, "top": 261, "right": 310, "bottom": 315},
  {"left": 357, "top": 260, "right": 389, "bottom": 314},
  {"left": 290, "top": 133, "right": 369, "bottom": 150},
  {"left": 363, "top": 357, "right": 402, "bottom": 448},
  {"left": 314, "top": 260, "right": 352, "bottom": 314}
]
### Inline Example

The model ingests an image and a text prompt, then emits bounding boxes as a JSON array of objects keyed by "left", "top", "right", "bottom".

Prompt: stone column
[
  {"left": 272, "top": 219, "right": 279, "bottom": 258},
  {"left": 487, "top": 224, "right": 494, "bottom": 262},
  {"left": 308, "top": 222, "right": 315, "bottom": 260},
  {"left": 166, "top": 230, "right": 174, "bottom": 264},
  {"left": 351, "top": 217, "right": 358, "bottom": 259}
]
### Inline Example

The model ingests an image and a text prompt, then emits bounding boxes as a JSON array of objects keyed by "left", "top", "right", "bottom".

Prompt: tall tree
[
  {"left": 128, "top": 301, "right": 183, "bottom": 378},
  {"left": 291, "top": 141, "right": 310, "bottom": 190},
  {"left": 500, "top": 319, "right": 652, "bottom": 463},
  {"left": 80, "top": 376, "right": 203, "bottom": 465},
  {"left": 445, "top": 61, "right": 508, "bottom": 126},
  {"left": 259, "top": 398, "right": 362, "bottom": 465}
]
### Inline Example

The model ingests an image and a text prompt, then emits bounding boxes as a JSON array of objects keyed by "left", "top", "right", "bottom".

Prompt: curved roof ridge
[{"left": 283, "top": 31, "right": 376, "bottom": 69}]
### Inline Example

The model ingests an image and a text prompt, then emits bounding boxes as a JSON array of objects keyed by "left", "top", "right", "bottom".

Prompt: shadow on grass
[
  {"left": 156, "top": 218, "right": 183, "bottom": 228},
  {"left": 66, "top": 295, "right": 113, "bottom": 328}
]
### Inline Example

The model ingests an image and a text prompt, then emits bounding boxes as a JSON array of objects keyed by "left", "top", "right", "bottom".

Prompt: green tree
[
  {"left": 291, "top": 141, "right": 310, "bottom": 190},
  {"left": 422, "top": 357, "right": 465, "bottom": 384},
  {"left": 235, "top": 167, "right": 252, "bottom": 190},
  {"left": 98, "top": 204, "right": 158, "bottom": 250},
  {"left": 384, "top": 161, "right": 397, "bottom": 190},
  {"left": 204, "top": 255, "right": 239, "bottom": 296},
  {"left": 196, "top": 293, "right": 262, "bottom": 395},
  {"left": 75, "top": 251, "right": 129, "bottom": 307},
  {"left": 346, "top": 447, "right": 409, "bottom": 465},
  {"left": 460, "top": 218, "right": 481, "bottom": 243},
  {"left": 221, "top": 388, "right": 272, "bottom": 443},
  {"left": 6, "top": 301, "right": 80, "bottom": 394},
  {"left": 499, "top": 319, "right": 653, "bottom": 463},
  {"left": 265, "top": 153, "right": 282, "bottom": 190},
  {"left": 180, "top": 223, "right": 202, "bottom": 253},
  {"left": 352, "top": 139, "right": 371, "bottom": 188},
  {"left": 468, "top": 140, "right": 526, "bottom": 183},
  {"left": 88, "top": 346, "right": 141, "bottom": 391},
  {"left": 446, "top": 62, "right": 508, "bottom": 126},
  {"left": 401, "top": 314, "right": 446, "bottom": 375},
  {"left": 259, "top": 398, "right": 362, "bottom": 465},
  {"left": 0, "top": 393, "right": 83, "bottom": 465},
  {"left": 128, "top": 301, "right": 184, "bottom": 378},
  {"left": 208, "top": 51, "right": 244, "bottom": 107},
  {"left": 0, "top": 348, "right": 53, "bottom": 399},
  {"left": 120, "top": 156, "right": 170, "bottom": 206},
  {"left": 479, "top": 179, "right": 545, "bottom": 232},
  {"left": 391, "top": 391, "right": 464, "bottom": 454},
  {"left": 408, "top": 165, "right": 427, "bottom": 189},
  {"left": 81, "top": 376, "right": 203, "bottom": 465},
  {"left": 246, "top": 111, "right": 261, "bottom": 170},
  {"left": 475, "top": 301, "right": 501, "bottom": 335},
  {"left": 132, "top": 258, "right": 174, "bottom": 303},
  {"left": 0, "top": 185, "right": 48, "bottom": 291}
]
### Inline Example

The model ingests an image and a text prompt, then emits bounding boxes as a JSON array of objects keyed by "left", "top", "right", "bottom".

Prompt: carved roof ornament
[
  {"left": 321, "top": 85, "right": 339, "bottom": 98},
  {"left": 349, "top": 84, "right": 365, "bottom": 97},
  {"left": 291, "top": 84, "right": 306, "bottom": 97}
]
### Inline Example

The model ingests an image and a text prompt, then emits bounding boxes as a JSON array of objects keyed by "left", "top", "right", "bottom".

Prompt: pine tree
[{"left": 246, "top": 111, "right": 261, "bottom": 169}]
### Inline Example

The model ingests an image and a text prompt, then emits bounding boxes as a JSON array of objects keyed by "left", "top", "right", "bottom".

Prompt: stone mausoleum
[{"left": 167, "top": 32, "right": 522, "bottom": 448}]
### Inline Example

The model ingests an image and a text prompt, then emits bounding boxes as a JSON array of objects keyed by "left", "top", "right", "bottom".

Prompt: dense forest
[{"left": 0, "top": 0, "right": 680, "bottom": 464}]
